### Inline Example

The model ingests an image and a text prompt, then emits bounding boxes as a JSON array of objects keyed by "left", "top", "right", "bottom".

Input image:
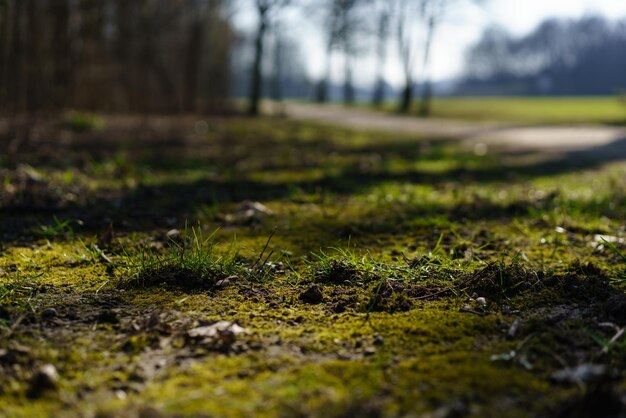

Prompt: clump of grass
[
  {"left": 0, "top": 270, "right": 44, "bottom": 326},
  {"left": 119, "top": 227, "right": 243, "bottom": 290},
  {"left": 602, "top": 239, "right": 626, "bottom": 284},
  {"left": 63, "top": 111, "right": 104, "bottom": 132},
  {"left": 366, "top": 279, "right": 413, "bottom": 313},
  {"left": 312, "top": 248, "right": 381, "bottom": 285},
  {"left": 462, "top": 260, "right": 543, "bottom": 302},
  {"left": 33, "top": 217, "right": 75, "bottom": 241}
]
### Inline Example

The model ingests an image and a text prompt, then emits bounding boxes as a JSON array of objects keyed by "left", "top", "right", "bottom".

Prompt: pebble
[
  {"left": 42, "top": 308, "right": 58, "bottom": 319},
  {"left": 215, "top": 278, "right": 230, "bottom": 288},
  {"left": 551, "top": 363, "right": 608, "bottom": 384},
  {"left": 166, "top": 229, "right": 182, "bottom": 241},
  {"left": 28, "top": 364, "right": 59, "bottom": 397},
  {"left": 363, "top": 347, "right": 377, "bottom": 356},
  {"left": 476, "top": 297, "right": 487, "bottom": 307},
  {"left": 115, "top": 389, "right": 128, "bottom": 400}
]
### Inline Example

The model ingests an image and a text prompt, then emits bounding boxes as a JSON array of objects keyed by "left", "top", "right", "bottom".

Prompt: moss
[{"left": 2, "top": 115, "right": 626, "bottom": 417}]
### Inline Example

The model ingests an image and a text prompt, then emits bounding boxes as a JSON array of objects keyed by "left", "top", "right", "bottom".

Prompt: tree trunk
[
  {"left": 184, "top": 15, "right": 205, "bottom": 113},
  {"left": 398, "top": 82, "right": 413, "bottom": 113},
  {"left": 418, "top": 81, "right": 431, "bottom": 116},
  {"left": 315, "top": 40, "right": 333, "bottom": 103},
  {"left": 371, "top": 10, "right": 389, "bottom": 107},
  {"left": 248, "top": 8, "right": 268, "bottom": 116},
  {"left": 0, "top": 0, "right": 14, "bottom": 110},
  {"left": 343, "top": 57, "right": 354, "bottom": 105},
  {"left": 271, "top": 31, "right": 283, "bottom": 102},
  {"left": 372, "top": 78, "right": 385, "bottom": 107},
  {"left": 418, "top": 17, "right": 436, "bottom": 117},
  {"left": 26, "top": 0, "right": 41, "bottom": 112},
  {"left": 7, "top": 0, "right": 21, "bottom": 111},
  {"left": 52, "top": 0, "right": 71, "bottom": 108}
]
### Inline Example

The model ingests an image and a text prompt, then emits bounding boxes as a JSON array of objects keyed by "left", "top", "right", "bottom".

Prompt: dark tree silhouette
[
  {"left": 0, "top": 0, "right": 233, "bottom": 113},
  {"left": 248, "top": 0, "right": 291, "bottom": 116},
  {"left": 372, "top": 1, "right": 392, "bottom": 107}
]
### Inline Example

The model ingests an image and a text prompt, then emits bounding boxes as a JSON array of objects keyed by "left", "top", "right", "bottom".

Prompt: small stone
[
  {"left": 551, "top": 364, "right": 608, "bottom": 384},
  {"left": 115, "top": 390, "right": 127, "bottom": 400},
  {"left": 166, "top": 229, "right": 181, "bottom": 241},
  {"left": 188, "top": 321, "right": 249, "bottom": 339},
  {"left": 299, "top": 284, "right": 324, "bottom": 304},
  {"left": 507, "top": 319, "right": 521, "bottom": 339},
  {"left": 28, "top": 364, "right": 59, "bottom": 398},
  {"left": 476, "top": 297, "right": 487, "bottom": 307},
  {"left": 42, "top": 308, "right": 58, "bottom": 319},
  {"left": 363, "top": 347, "right": 377, "bottom": 356},
  {"left": 215, "top": 278, "right": 230, "bottom": 288},
  {"left": 249, "top": 341, "right": 263, "bottom": 351}
]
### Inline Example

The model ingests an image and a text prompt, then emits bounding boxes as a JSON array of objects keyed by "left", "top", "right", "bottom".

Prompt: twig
[{"left": 254, "top": 229, "right": 276, "bottom": 270}]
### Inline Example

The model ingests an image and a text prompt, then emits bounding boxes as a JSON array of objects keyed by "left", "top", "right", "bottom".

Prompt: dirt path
[{"left": 284, "top": 102, "right": 626, "bottom": 158}]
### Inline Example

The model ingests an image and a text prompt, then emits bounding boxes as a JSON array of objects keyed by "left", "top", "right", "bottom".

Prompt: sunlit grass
[{"left": 383, "top": 96, "right": 626, "bottom": 125}]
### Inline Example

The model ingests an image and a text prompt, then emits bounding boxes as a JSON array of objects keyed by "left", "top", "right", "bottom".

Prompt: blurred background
[{"left": 1, "top": 0, "right": 626, "bottom": 116}]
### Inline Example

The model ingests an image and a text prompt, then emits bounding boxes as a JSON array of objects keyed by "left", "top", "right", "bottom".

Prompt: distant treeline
[
  {"left": 0, "top": 0, "right": 233, "bottom": 113},
  {"left": 458, "top": 16, "right": 626, "bottom": 96}
]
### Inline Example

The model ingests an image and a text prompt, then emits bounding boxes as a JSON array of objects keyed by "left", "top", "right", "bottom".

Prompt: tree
[
  {"left": 394, "top": 0, "right": 483, "bottom": 114},
  {"left": 248, "top": 0, "right": 291, "bottom": 116},
  {"left": 314, "top": 0, "right": 342, "bottom": 103},
  {"left": 0, "top": 0, "right": 233, "bottom": 113},
  {"left": 395, "top": 0, "right": 423, "bottom": 113},
  {"left": 417, "top": 0, "right": 473, "bottom": 116},
  {"left": 312, "top": 0, "right": 370, "bottom": 105},
  {"left": 371, "top": 0, "right": 392, "bottom": 107},
  {"left": 338, "top": 0, "right": 372, "bottom": 105},
  {"left": 417, "top": 0, "right": 441, "bottom": 116},
  {"left": 459, "top": 15, "right": 626, "bottom": 96}
]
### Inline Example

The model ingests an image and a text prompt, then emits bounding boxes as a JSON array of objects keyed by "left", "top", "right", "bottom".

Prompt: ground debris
[
  {"left": 460, "top": 304, "right": 484, "bottom": 315},
  {"left": 507, "top": 319, "right": 521, "bottom": 339},
  {"left": 186, "top": 320, "right": 252, "bottom": 352},
  {"left": 551, "top": 364, "right": 610, "bottom": 385},
  {"left": 299, "top": 284, "right": 324, "bottom": 304},
  {"left": 27, "top": 364, "right": 59, "bottom": 398},
  {"left": 41, "top": 307, "right": 58, "bottom": 319},
  {"left": 223, "top": 201, "right": 273, "bottom": 224}
]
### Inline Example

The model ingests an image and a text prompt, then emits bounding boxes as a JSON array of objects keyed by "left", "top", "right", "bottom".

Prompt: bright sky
[{"left": 234, "top": 0, "right": 626, "bottom": 88}]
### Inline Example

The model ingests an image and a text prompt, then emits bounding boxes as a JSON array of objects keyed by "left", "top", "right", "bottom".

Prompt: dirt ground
[{"left": 1, "top": 112, "right": 626, "bottom": 418}]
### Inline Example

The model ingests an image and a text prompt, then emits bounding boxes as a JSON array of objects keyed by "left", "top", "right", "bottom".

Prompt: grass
[
  {"left": 385, "top": 96, "right": 626, "bottom": 125},
  {"left": 119, "top": 226, "right": 244, "bottom": 289},
  {"left": 33, "top": 217, "right": 76, "bottom": 241},
  {"left": 63, "top": 110, "right": 104, "bottom": 132},
  {"left": 1, "top": 113, "right": 626, "bottom": 417}
]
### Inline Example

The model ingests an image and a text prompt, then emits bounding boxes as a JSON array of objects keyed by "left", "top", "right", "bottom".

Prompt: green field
[
  {"left": 1, "top": 115, "right": 626, "bottom": 417},
  {"left": 404, "top": 96, "right": 626, "bottom": 125}
]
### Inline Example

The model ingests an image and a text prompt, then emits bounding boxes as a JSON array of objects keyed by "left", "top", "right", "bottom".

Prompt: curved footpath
[{"left": 283, "top": 102, "right": 626, "bottom": 159}]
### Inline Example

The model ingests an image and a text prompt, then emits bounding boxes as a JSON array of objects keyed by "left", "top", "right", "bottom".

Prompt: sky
[{"left": 234, "top": 0, "right": 626, "bottom": 88}]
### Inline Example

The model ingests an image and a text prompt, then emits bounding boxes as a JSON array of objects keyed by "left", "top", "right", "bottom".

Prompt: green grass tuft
[
  {"left": 63, "top": 110, "right": 104, "bottom": 132},
  {"left": 119, "top": 226, "right": 244, "bottom": 290}
]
